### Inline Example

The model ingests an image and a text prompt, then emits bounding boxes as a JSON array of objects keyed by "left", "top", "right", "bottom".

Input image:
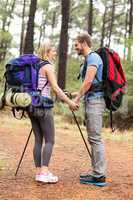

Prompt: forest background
[{"left": 0, "top": 0, "right": 133, "bottom": 129}]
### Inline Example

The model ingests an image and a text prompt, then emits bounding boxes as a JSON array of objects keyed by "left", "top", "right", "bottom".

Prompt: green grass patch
[
  {"left": 54, "top": 101, "right": 85, "bottom": 124},
  {"left": 102, "top": 128, "right": 133, "bottom": 147},
  {"left": 0, "top": 109, "right": 31, "bottom": 136}
]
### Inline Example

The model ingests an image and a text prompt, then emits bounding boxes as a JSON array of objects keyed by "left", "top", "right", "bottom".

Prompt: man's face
[{"left": 75, "top": 40, "right": 84, "bottom": 55}]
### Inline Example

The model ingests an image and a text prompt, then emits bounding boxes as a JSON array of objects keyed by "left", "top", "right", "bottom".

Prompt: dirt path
[{"left": 0, "top": 112, "right": 133, "bottom": 200}]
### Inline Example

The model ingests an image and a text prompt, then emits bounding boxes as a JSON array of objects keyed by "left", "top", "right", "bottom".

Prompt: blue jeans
[{"left": 85, "top": 97, "right": 106, "bottom": 177}]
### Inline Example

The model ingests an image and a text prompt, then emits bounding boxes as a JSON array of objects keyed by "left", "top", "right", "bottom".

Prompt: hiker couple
[{"left": 31, "top": 33, "right": 107, "bottom": 186}]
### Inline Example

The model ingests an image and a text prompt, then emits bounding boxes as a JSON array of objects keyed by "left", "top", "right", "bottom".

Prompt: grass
[
  {"left": 0, "top": 109, "right": 132, "bottom": 172},
  {"left": 1, "top": 105, "right": 132, "bottom": 143},
  {"left": 54, "top": 104, "right": 133, "bottom": 149},
  {"left": 54, "top": 102, "right": 85, "bottom": 125},
  {"left": 102, "top": 128, "right": 133, "bottom": 149},
  {"left": 0, "top": 109, "right": 31, "bottom": 136},
  {"left": 54, "top": 103, "right": 133, "bottom": 147}
]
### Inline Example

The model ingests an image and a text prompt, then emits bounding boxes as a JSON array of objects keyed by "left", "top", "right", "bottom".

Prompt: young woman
[{"left": 29, "top": 40, "right": 78, "bottom": 184}]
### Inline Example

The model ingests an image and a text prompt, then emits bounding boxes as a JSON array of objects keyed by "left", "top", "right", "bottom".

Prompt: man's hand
[{"left": 74, "top": 96, "right": 80, "bottom": 106}]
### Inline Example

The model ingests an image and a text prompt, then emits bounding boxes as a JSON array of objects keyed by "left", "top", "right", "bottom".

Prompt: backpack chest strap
[{"left": 89, "top": 82, "right": 103, "bottom": 93}]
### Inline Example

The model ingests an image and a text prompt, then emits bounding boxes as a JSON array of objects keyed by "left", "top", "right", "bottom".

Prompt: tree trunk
[
  {"left": 20, "top": 0, "right": 27, "bottom": 55},
  {"left": 124, "top": 7, "right": 129, "bottom": 60},
  {"left": 38, "top": 11, "right": 47, "bottom": 49},
  {"left": 87, "top": 0, "right": 93, "bottom": 35},
  {"left": 57, "top": 0, "right": 70, "bottom": 89},
  {"left": 7, "top": 0, "right": 16, "bottom": 30},
  {"left": 51, "top": 10, "right": 56, "bottom": 36},
  {"left": 38, "top": 19, "right": 43, "bottom": 49},
  {"left": 2, "top": 0, "right": 9, "bottom": 31},
  {"left": 129, "top": 0, "right": 133, "bottom": 35},
  {"left": 23, "top": 0, "right": 37, "bottom": 54},
  {"left": 107, "top": 0, "right": 115, "bottom": 47},
  {"left": 127, "top": 0, "right": 133, "bottom": 60},
  {"left": 100, "top": 4, "right": 108, "bottom": 47}
]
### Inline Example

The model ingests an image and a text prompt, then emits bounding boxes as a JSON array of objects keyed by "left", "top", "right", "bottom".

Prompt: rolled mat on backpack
[
  {"left": 0, "top": 89, "right": 54, "bottom": 109},
  {"left": 5, "top": 89, "right": 32, "bottom": 107}
]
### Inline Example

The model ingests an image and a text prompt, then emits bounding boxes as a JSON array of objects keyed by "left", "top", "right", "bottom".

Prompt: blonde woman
[{"left": 29, "top": 39, "right": 78, "bottom": 184}]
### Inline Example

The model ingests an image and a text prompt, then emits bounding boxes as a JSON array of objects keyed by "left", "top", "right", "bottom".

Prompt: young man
[{"left": 73, "top": 32, "right": 107, "bottom": 186}]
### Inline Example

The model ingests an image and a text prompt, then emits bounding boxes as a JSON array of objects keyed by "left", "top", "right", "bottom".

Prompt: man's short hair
[{"left": 76, "top": 32, "right": 92, "bottom": 48}]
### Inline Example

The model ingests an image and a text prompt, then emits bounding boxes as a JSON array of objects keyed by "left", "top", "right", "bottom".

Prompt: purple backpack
[{"left": 4, "top": 54, "right": 53, "bottom": 109}]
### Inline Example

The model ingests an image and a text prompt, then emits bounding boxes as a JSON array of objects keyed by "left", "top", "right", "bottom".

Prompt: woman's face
[{"left": 48, "top": 47, "right": 57, "bottom": 61}]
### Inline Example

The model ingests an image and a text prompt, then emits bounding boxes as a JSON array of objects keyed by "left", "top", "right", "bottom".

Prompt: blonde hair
[{"left": 38, "top": 39, "right": 53, "bottom": 60}]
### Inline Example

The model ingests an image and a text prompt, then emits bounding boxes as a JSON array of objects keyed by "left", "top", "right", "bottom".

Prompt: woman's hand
[{"left": 69, "top": 100, "right": 79, "bottom": 111}]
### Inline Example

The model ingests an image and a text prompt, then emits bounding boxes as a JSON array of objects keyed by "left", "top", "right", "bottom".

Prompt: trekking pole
[
  {"left": 15, "top": 128, "right": 33, "bottom": 176},
  {"left": 71, "top": 111, "right": 92, "bottom": 159},
  {"left": 63, "top": 90, "right": 92, "bottom": 158}
]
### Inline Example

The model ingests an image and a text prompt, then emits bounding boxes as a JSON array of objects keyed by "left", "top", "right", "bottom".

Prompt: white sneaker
[
  {"left": 35, "top": 173, "right": 41, "bottom": 182},
  {"left": 36, "top": 172, "right": 58, "bottom": 183}
]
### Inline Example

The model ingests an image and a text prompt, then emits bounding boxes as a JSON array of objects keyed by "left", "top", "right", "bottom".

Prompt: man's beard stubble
[{"left": 77, "top": 48, "right": 84, "bottom": 55}]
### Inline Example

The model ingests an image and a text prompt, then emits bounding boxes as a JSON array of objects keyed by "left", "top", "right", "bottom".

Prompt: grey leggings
[{"left": 29, "top": 108, "right": 55, "bottom": 167}]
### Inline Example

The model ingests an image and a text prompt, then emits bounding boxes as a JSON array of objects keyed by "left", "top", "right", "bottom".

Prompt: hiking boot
[
  {"left": 80, "top": 174, "right": 107, "bottom": 187},
  {"left": 80, "top": 172, "right": 91, "bottom": 179}
]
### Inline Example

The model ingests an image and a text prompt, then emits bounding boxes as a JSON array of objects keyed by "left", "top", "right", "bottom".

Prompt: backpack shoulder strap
[
  {"left": 82, "top": 52, "right": 101, "bottom": 82},
  {"left": 38, "top": 60, "right": 51, "bottom": 68},
  {"left": 37, "top": 60, "right": 51, "bottom": 91}
]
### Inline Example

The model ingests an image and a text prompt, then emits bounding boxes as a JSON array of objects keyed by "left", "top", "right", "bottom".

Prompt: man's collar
[
  {"left": 85, "top": 50, "right": 93, "bottom": 58},
  {"left": 84, "top": 49, "right": 92, "bottom": 57}
]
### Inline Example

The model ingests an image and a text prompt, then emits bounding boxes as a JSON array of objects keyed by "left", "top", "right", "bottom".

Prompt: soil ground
[{"left": 0, "top": 111, "right": 133, "bottom": 200}]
